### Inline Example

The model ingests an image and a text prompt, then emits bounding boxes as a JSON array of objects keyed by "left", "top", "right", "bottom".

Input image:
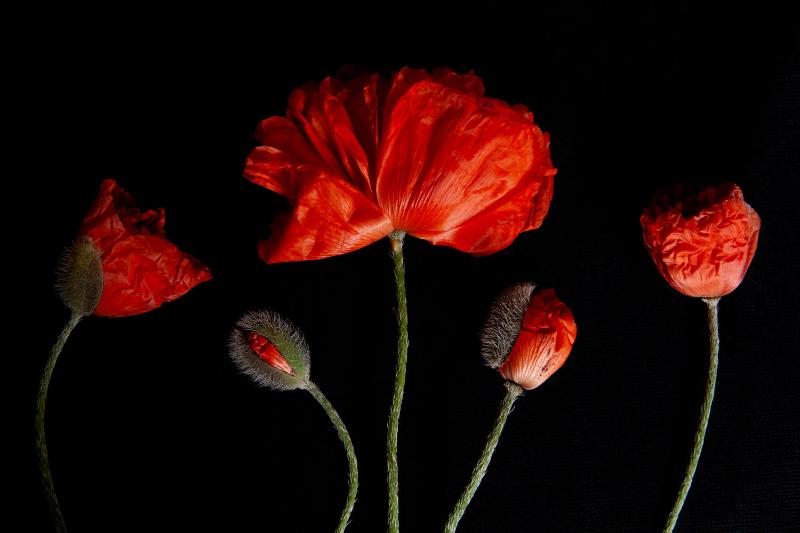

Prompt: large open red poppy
[{"left": 245, "top": 67, "right": 557, "bottom": 262}]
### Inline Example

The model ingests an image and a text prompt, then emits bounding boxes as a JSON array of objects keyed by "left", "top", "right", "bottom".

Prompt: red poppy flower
[
  {"left": 496, "top": 288, "right": 577, "bottom": 390},
  {"left": 245, "top": 67, "right": 557, "bottom": 263},
  {"left": 79, "top": 179, "right": 212, "bottom": 317},
  {"left": 640, "top": 183, "right": 761, "bottom": 298}
]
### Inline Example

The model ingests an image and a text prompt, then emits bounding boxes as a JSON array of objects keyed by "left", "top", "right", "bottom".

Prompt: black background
[{"left": 16, "top": 6, "right": 800, "bottom": 532}]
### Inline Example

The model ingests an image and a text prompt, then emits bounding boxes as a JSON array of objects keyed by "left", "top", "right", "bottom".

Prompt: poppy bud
[
  {"left": 56, "top": 236, "right": 103, "bottom": 316},
  {"left": 482, "top": 284, "right": 577, "bottom": 390},
  {"left": 229, "top": 310, "right": 311, "bottom": 390},
  {"left": 640, "top": 183, "right": 761, "bottom": 298}
]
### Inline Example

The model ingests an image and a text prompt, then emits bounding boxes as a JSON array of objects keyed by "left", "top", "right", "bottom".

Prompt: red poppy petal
[
  {"left": 381, "top": 68, "right": 485, "bottom": 126},
  {"left": 336, "top": 73, "right": 384, "bottom": 181},
  {"left": 80, "top": 179, "right": 130, "bottom": 247},
  {"left": 81, "top": 179, "right": 168, "bottom": 248},
  {"left": 93, "top": 235, "right": 212, "bottom": 317},
  {"left": 499, "top": 331, "right": 557, "bottom": 390},
  {"left": 287, "top": 79, "right": 373, "bottom": 194},
  {"left": 245, "top": 117, "right": 329, "bottom": 200},
  {"left": 376, "top": 79, "right": 555, "bottom": 235},
  {"left": 414, "top": 166, "right": 555, "bottom": 255},
  {"left": 381, "top": 68, "right": 431, "bottom": 124},
  {"left": 258, "top": 172, "right": 392, "bottom": 263}
]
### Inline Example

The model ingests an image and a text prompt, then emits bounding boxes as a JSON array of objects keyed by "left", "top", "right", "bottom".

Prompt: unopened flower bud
[
  {"left": 481, "top": 284, "right": 577, "bottom": 390},
  {"left": 56, "top": 236, "right": 103, "bottom": 316},
  {"left": 229, "top": 310, "right": 311, "bottom": 390}
]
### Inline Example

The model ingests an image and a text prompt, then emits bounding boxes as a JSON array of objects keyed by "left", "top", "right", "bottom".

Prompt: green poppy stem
[
  {"left": 387, "top": 231, "right": 408, "bottom": 533},
  {"left": 306, "top": 381, "right": 359, "bottom": 533},
  {"left": 663, "top": 297, "right": 720, "bottom": 532},
  {"left": 444, "top": 381, "right": 524, "bottom": 533},
  {"left": 36, "top": 312, "right": 82, "bottom": 533}
]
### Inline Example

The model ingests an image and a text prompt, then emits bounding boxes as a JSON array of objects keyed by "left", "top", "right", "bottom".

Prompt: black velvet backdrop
[{"left": 18, "top": 7, "right": 800, "bottom": 532}]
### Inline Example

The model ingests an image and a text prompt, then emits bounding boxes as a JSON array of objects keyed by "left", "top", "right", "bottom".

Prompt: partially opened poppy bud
[
  {"left": 56, "top": 236, "right": 103, "bottom": 316},
  {"left": 229, "top": 310, "right": 311, "bottom": 390},
  {"left": 446, "top": 285, "right": 577, "bottom": 530},
  {"left": 230, "top": 311, "right": 359, "bottom": 531},
  {"left": 482, "top": 284, "right": 577, "bottom": 390},
  {"left": 640, "top": 183, "right": 761, "bottom": 298}
]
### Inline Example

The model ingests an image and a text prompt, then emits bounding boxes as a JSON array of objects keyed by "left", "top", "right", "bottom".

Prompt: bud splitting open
[
  {"left": 229, "top": 310, "right": 311, "bottom": 390},
  {"left": 482, "top": 284, "right": 577, "bottom": 390}
]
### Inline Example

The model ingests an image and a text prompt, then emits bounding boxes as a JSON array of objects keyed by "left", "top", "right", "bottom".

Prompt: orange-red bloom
[
  {"left": 80, "top": 179, "right": 212, "bottom": 317},
  {"left": 497, "top": 288, "right": 577, "bottom": 390},
  {"left": 640, "top": 183, "right": 761, "bottom": 298},
  {"left": 245, "top": 67, "right": 556, "bottom": 263}
]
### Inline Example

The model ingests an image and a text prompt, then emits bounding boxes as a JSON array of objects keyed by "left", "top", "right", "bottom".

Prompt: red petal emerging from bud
[
  {"left": 247, "top": 332, "right": 295, "bottom": 375},
  {"left": 498, "top": 289, "right": 577, "bottom": 390}
]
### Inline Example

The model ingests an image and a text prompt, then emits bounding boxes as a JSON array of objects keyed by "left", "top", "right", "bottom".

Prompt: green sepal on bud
[
  {"left": 229, "top": 310, "right": 311, "bottom": 391},
  {"left": 56, "top": 236, "right": 103, "bottom": 317}
]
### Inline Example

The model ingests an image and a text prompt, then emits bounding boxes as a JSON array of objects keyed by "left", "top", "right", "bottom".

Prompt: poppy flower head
[
  {"left": 229, "top": 310, "right": 311, "bottom": 391},
  {"left": 641, "top": 183, "right": 761, "bottom": 298},
  {"left": 482, "top": 285, "right": 576, "bottom": 390},
  {"left": 245, "top": 67, "right": 557, "bottom": 263},
  {"left": 79, "top": 179, "right": 212, "bottom": 317}
]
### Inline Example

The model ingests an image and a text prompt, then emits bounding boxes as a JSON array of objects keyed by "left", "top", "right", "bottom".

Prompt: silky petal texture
[
  {"left": 499, "top": 288, "right": 577, "bottom": 390},
  {"left": 411, "top": 141, "right": 555, "bottom": 254},
  {"left": 244, "top": 67, "right": 556, "bottom": 262},
  {"left": 376, "top": 78, "right": 555, "bottom": 234},
  {"left": 287, "top": 79, "right": 374, "bottom": 194},
  {"left": 245, "top": 117, "right": 329, "bottom": 200},
  {"left": 80, "top": 179, "right": 212, "bottom": 317},
  {"left": 336, "top": 73, "right": 384, "bottom": 182},
  {"left": 257, "top": 173, "right": 392, "bottom": 263},
  {"left": 641, "top": 184, "right": 761, "bottom": 298}
]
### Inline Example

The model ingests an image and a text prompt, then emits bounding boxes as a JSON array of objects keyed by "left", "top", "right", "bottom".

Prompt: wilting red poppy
[
  {"left": 80, "top": 179, "right": 212, "bottom": 317},
  {"left": 640, "top": 183, "right": 761, "bottom": 298},
  {"left": 496, "top": 288, "right": 577, "bottom": 390},
  {"left": 245, "top": 67, "right": 557, "bottom": 263}
]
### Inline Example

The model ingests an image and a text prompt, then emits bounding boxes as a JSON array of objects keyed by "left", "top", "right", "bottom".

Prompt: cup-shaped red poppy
[
  {"left": 78, "top": 179, "right": 212, "bottom": 317},
  {"left": 640, "top": 183, "right": 761, "bottom": 298},
  {"left": 482, "top": 284, "right": 577, "bottom": 390},
  {"left": 245, "top": 67, "right": 557, "bottom": 263}
]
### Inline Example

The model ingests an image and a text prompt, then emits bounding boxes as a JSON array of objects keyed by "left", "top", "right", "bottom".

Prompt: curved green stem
[
  {"left": 444, "top": 382, "right": 524, "bottom": 533},
  {"left": 387, "top": 231, "right": 408, "bottom": 533},
  {"left": 306, "top": 381, "right": 359, "bottom": 533},
  {"left": 36, "top": 312, "right": 82, "bottom": 533},
  {"left": 663, "top": 297, "right": 720, "bottom": 532}
]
